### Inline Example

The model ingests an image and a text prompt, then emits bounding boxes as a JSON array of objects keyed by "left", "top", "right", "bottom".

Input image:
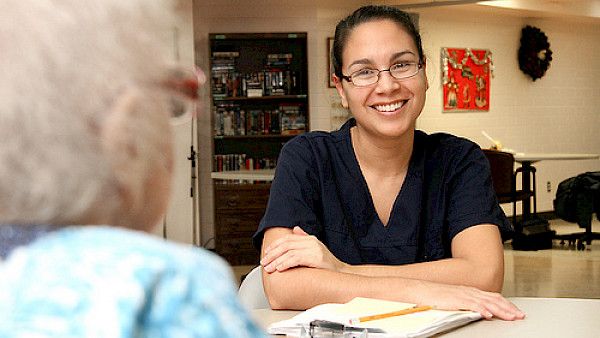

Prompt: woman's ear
[
  {"left": 422, "top": 59, "right": 429, "bottom": 90},
  {"left": 100, "top": 87, "right": 146, "bottom": 212},
  {"left": 333, "top": 75, "right": 349, "bottom": 109}
]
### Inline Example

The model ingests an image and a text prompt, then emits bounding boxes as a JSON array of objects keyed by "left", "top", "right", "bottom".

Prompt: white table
[
  {"left": 440, "top": 297, "right": 600, "bottom": 337},
  {"left": 514, "top": 153, "right": 599, "bottom": 164},
  {"left": 253, "top": 297, "right": 600, "bottom": 337}
]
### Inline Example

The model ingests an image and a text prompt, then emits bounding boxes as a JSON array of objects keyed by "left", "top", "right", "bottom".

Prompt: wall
[
  {"left": 413, "top": 6, "right": 600, "bottom": 214},
  {"left": 150, "top": 0, "right": 197, "bottom": 245},
  {"left": 191, "top": 1, "right": 600, "bottom": 246}
]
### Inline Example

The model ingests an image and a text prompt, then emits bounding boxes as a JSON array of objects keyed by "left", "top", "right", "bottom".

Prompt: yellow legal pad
[{"left": 268, "top": 297, "right": 482, "bottom": 337}]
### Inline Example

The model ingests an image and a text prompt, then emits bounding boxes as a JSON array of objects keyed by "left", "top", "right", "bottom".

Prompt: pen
[{"left": 349, "top": 305, "right": 432, "bottom": 324}]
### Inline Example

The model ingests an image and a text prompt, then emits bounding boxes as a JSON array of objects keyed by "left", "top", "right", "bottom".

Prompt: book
[
  {"left": 280, "top": 103, "right": 306, "bottom": 135},
  {"left": 267, "top": 297, "right": 482, "bottom": 337}
]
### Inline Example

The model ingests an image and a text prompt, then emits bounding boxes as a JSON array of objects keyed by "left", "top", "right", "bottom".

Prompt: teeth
[{"left": 374, "top": 101, "right": 403, "bottom": 112}]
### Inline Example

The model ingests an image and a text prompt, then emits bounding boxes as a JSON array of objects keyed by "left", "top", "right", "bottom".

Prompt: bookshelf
[{"left": 209, "top": 32, "right": 309, "bottom": 265}]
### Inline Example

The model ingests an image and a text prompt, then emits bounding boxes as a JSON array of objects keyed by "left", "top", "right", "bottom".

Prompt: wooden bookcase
[{"left": 209, "top": 32, "right": 309, "bottom": 265}]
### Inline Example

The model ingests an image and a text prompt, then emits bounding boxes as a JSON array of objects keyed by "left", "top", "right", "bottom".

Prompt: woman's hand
[
  {"left": 413, "top": 280, "right": 526, "bottom": 321},
  {"left": 261, "top": 226, "right": 347, "bottom": 273}
]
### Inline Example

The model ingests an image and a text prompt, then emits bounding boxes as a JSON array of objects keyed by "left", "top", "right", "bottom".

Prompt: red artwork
[{"left": 442, "top": 48, "right": 492, "bottom": 111}]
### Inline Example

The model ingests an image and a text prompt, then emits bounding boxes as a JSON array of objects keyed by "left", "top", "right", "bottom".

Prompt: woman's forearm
[
  {"left": 261, "top": 265, "right": 522, "bottom": 321},
  {"left": 340, "top": 256, "right": 503, "bottom": 292},
  {"left": 340, "top": 225, "right": 505, "bottom": 292},
  {"left": 262, "top": 266, "right": 418, "bottom": 310}
]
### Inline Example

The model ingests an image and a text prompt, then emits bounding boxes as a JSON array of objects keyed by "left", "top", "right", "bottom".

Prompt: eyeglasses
[
  {"left": 340, "top": 62, "right": 422, "bottom": 87},
  {"left": 160, "top": 65, "right": 206, "bottom": 125}
]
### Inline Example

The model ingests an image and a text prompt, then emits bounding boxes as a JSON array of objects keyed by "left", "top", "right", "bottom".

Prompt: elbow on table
[
  {"left": 264, "top": 287, "right": 288, "bottom": 310},
  {"left": 480, "top": 278, "right": 503, "bottom": 294},
  {"left": 266, "top": 296, "right": 291, "bottom": 310},
  {"left": 477, "top": 264, "right": 504, "bottom": 293},
  {"left": 262, "top": 269, "right": 302, "bottom": 310}
]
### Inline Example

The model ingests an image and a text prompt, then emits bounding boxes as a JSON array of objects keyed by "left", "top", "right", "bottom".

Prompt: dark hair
[{"left": 332, "top": 5, "right": 424, "bottom": 78}]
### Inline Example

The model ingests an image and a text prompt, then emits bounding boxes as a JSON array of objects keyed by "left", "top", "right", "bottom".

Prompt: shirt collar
[{"left": 0, "top": 224, "right": 60, "bottom": 260}]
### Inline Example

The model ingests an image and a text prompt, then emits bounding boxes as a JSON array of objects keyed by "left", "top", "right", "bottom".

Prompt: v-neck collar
[{"left": 339, "top": 119, "right": 425, "bottom": 229}]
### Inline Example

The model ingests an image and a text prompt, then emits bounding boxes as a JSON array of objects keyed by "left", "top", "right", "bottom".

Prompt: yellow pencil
[{"left": 349, "top": 305, "right": 432, "bottom": 324}]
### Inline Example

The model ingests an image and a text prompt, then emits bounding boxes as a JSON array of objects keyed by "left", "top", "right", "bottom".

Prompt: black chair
[
  {"left": 553, "top": 172, "right": 600, "bottom": 250},
  {"left": 483, "top": 149, "right": 536, "bottom": 232}
]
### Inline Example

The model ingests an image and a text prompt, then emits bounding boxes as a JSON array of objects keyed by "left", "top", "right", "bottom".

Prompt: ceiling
[{"left": 385, "top": 0, "right": 600, "bottom": 20}]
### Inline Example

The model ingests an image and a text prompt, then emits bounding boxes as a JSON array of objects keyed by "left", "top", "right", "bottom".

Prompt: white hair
[{"left": 0, "top": 0, "right": 180, "bottom": 226}]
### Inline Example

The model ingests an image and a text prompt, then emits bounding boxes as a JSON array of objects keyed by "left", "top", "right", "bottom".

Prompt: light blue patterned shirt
[{"left": 0, "top": 226, "right": 265, "bottom": 337}]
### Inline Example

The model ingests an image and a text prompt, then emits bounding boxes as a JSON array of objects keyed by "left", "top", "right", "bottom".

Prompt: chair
[
  {"left": 483, "top": 149, "right": 536, "bottom": 231},
  {"left": 237, "top": 266, "right": 270, "bottom": 310},
  {"left": 553, "top": 172, "right": 600, "bottom": 250}
]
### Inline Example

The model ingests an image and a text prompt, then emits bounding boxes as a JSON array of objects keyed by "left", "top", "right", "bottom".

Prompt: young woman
[{"left": 254, "top": 5, "right": 524, "bottom": 321}]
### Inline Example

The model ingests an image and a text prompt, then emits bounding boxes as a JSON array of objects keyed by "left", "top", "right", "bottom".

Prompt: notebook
[{"left": 267, "top": 297, "right": 482, "bottom": 337}]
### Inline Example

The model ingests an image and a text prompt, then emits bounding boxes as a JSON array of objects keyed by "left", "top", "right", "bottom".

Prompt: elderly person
[{"left": 0, "top": 0, "right": 264, "bottom": 336}]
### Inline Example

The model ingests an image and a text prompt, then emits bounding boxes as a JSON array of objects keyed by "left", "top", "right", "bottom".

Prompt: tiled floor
[
  {"left": 502, "top": 218, "right": 600, "bottom": 299},
  {"left": 233, "top": 218, "right": 600, "bottom": 299}
]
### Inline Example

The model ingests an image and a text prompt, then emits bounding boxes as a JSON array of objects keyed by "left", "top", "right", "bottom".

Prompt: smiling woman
[{"left": 252, "top": 4, "right": 525, "bottom": 321}]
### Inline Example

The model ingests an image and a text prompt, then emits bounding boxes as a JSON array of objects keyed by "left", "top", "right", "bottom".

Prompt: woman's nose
[{"left": 374, "top": 70, "right": 399, "bottom": 93}]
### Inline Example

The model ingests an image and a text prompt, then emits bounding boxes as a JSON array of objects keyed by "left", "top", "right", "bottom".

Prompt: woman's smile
[{"left": 371, "top": 100, "right": 407, "bottom": 115}]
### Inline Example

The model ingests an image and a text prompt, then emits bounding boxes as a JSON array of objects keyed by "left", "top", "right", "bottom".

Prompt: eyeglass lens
[
  {"left": 163, "top": 67, "right": 204, "bottom": 125},
  {"left": 351, "top": 63, "right": 420, "bottom": 86}
]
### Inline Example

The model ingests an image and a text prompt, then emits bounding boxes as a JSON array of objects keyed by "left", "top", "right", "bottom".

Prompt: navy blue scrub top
[{"left": 253, "top": 119, "right": 512, "bottom": 265}]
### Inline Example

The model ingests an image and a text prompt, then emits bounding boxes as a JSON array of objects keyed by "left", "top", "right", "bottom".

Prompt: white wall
[
  {"left": 190, "top": 1, "right": 600, "bottom": 246},
  {"left": 151, "top": 1, "right": 197, "bottom": 245},
  {"left": 414, "top": 6, "right": 600, "bottom": 214}
]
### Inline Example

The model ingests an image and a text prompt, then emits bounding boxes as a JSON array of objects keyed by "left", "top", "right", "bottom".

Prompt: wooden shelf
[
  {"left": 213, "top": 94, "right": 307, "bottom": 101},
  {"left": 210, "top": 32, "right": 308, "bottom": 265},
  {"left": 214, "top": 134, "right": 298, "bottom": 140}
]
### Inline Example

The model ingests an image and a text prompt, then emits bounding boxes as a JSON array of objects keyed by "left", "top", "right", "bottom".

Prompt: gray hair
[{"left": 0, "top": 0, "right": 180, "bottom": 227}]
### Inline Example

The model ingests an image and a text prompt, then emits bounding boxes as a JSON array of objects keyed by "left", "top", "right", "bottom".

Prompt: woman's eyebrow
[
  {"left": 347, "top": 50, "right": 418, "bottom": 69},
  {"left": 347, "top": 58, "right": 372, "bottom": 69},
  {"left": 390, "top": 50, "right": 417, "bottom": 62}
]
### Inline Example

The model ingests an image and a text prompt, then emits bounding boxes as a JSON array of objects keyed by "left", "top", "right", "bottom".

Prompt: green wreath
[{"left": 518, "top": 26, "right": 552, "bottom": 81}]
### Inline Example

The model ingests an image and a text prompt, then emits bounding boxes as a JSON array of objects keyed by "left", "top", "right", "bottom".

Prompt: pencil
[{"left": 349, "top": 305, "right": 432, "bottom": 324}]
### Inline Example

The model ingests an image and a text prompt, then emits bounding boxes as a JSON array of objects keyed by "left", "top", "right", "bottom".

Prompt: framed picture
[
  {"left": 327, "top": 38, "right": 335, "bottom": 88},
  {"left": 441, "top": 47, "right": 493, "bottom": 112}
]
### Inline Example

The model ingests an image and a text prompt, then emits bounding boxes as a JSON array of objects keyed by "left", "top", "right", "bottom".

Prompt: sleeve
[
  {"left": 445, "top": 142, "right": 513, "bottom": 240},
  {"left": 253, "top": 135, "right": 323, "bottom": 250}
]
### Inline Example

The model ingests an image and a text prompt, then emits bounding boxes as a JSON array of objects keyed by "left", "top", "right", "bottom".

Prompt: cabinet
[
  {"left": 209, "top": 32, "right": 309, "bottom": 265},
  {"left": 214, "top": 184, "right": 271, "bottom": 265}
]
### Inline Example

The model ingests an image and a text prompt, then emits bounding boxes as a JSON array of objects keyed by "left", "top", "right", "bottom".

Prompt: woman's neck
[{"left": 350, "top": 125, "right": 414, "bottom": 177}]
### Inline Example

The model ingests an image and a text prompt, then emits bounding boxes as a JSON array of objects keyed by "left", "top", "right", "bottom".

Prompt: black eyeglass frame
[{"left": 339, "top": 62, "right": 423, "bottom": 87}]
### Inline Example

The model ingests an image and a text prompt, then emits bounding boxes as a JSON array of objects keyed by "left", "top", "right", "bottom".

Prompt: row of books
[
  {"left": 213, "top": 154, "right": 277, "bottom": 173},
  {"left": 212, "top": 70, "right": 301, "bottom": 98},
  {"left": 266, "top": 53, "right": 293, "bottom": 68},
  {"left": 211, "top": 51, "right": 301, "bottom": 98},
  {"left": 214, "top": 103, "right": 306, "bottom": 137},
  {"left": 211, "top": 52, "right": 237, "bottom": 97}
]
